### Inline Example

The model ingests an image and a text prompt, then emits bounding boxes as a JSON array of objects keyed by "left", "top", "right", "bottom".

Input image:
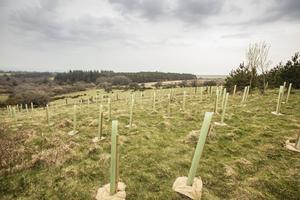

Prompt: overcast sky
[{"left": 0, "top": 0, "right": 299, "bottom": 74}]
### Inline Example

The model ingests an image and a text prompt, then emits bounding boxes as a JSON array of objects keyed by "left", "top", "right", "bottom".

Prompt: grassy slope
[{"left": 0, "top": 87, "right": 299, "bottom": 200}]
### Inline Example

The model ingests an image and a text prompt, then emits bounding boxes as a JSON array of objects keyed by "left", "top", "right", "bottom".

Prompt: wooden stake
[
  {"left": 98, "top": 105, "right": 103, "bottom": 138},
  {"left": 25, "top": 104, "right": 28, "bottom": 113},
  {"left": 285, "top": 83, "right": 292, "bottom": 103},
  {"left": 31, "top": 102, "right": 34, "bottom": 112},
  {"left": 110, "top": 120, "right": 118, "bottom": 195},
  {"left": 46, "top": 105, "right": 50, "bottom": 127},
  {"left": 186, "top": 112, "right": 214, "bottom": 186}
]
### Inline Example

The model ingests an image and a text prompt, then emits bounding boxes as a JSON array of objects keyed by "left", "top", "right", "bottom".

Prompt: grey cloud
[
  {"left": 221, "top": 32, "right": 253, "bottom": 39},
  {"left": 109, "top": 0, "right": 225, "bottom": 23},
  {"left": 229, "top": 0, "right": 300, "bottom": 26},
  {"left": 8, "top": 0, "right": 126, "bottom": 43},
  {"left": 174, "top": 0, "right": 224, "bottom": 22},
  {"left": 109, "top": 0, "right": 169, "bottom": 20}
]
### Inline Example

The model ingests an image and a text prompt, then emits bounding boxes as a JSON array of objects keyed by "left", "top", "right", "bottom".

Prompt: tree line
[{"left": 54, "top": 70, "right": 196, "bottom": 84}]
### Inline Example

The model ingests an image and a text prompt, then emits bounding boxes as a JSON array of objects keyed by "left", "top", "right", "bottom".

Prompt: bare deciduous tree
[
  {"left": 257, "top": 41, "right": 271, "bottom": 94},
  {"left": 246, "top": 41, "right": 271, "bottom": 93}
]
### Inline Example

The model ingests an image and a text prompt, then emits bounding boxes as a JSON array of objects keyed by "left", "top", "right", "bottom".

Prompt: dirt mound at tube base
[
  {"left": 184, "top": 130, "right": 199, "bottom": 144},
  {"left": 56, "top": 118, "right": 73, "bottom": 128},
  {"left": 184, "top": 126, "right": 215, "bottom": 144}
]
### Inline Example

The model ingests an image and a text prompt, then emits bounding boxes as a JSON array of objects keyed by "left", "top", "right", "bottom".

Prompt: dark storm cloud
[
  {"left": 109, "top": 0, "right": 225, "bottom": 23},
  {"left": 7, "top": 0, "right": 125, "bottom": 43}
]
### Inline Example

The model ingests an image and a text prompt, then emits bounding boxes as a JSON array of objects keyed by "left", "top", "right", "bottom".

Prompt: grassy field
[{"left": 0, "top": 87, "right": 299, "bottom": 199}]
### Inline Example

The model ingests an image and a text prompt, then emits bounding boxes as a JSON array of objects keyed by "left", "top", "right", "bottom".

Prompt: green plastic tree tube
[
  {"left": 153, "top": 92, "right": 156, "bottom": 111},
  {"left": 110, "top": 120, "right": 118, "bottom": 195},
  {"left": 275, "top": 86, "right": 284, "bottom": 114},
  {"left": 186, "top": 112, "right": 214, "bottom": 186},
  {"left": 129, "top": 97, "right": 134, "bottom": 128},
  {"left": 296, "top": 134, "right": 300, "bottom": 150},
  {"left": 285, "top": 83, "right": 292, "bottom": 103},
  {"left": 221, "top": 88, "right": 227, "bottom": 110},
  {"left": 183, "top": 91, "right": 186, "bottom": 111},
  {"left": 167, "top": 94, "right": 171, "bottom": 116},
  {"left": 233, "top": 85, "right": 237, "bottom": 95},
  {"left": 108, "top": 98, "right": 111, "bottom": 120},
  {"left": 214, "top": 88, "right": 219, "bottom": 113},
  {"left": 46, "top": 105, "right": 50, "bottom": 127},
  {"left": 241, "top": 87, "right": 246, "bottom": 104},
  {"left": 73, "top": 105, "right": 77, "bottom": 131},
  {"left": 221, "top": 93, "right": 229, "bottom": 124}
]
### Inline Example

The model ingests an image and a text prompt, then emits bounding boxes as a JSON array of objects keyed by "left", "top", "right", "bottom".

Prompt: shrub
[
  {"left": 7, "top": 90, "right": 50, "bottom": 106},
  {"left": 224, "top": 63, "right": 254, "bottom": 91}
]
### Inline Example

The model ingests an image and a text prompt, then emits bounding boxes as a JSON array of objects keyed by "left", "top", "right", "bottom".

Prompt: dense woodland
[{"left": 54, "top": 71, "right": 196, "bottom": 83}]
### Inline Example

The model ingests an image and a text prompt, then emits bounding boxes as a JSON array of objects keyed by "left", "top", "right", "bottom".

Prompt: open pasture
[{"left": 0, "top": 87, "right": 299, "bottom": 199}]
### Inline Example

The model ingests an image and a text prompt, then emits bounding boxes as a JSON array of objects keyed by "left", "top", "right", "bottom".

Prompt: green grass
[{"left": 0, "top": 87, "right": 299, "bottom": 199}]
